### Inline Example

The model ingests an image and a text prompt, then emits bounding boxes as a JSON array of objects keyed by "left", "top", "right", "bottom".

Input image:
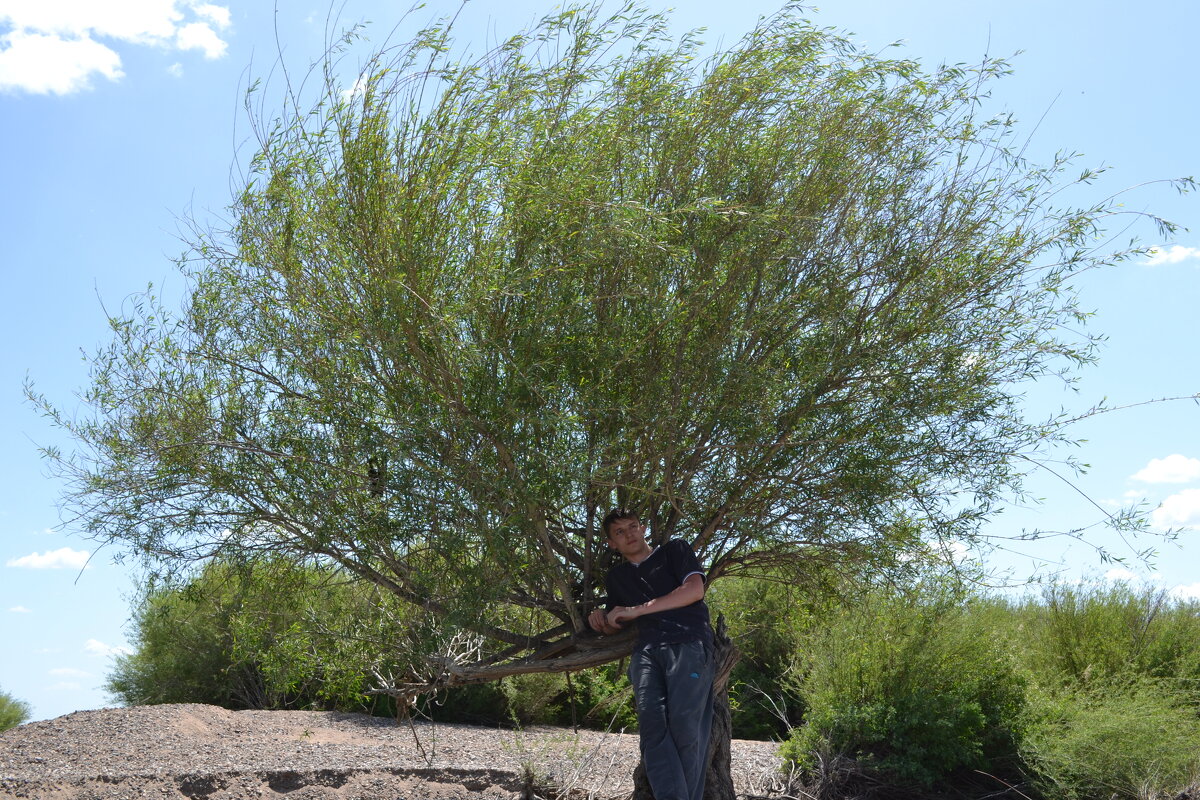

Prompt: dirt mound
[{"left": 0, "top": 704, "right": 783, "bottom": 799}]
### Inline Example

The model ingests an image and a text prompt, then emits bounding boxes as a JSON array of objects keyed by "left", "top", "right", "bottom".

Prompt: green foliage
[
  {"left": 32, "top": 3, "right": 1139, "bottom": 678},
  {"left": 106, "top": 563, "right": 255, "bottom": 708},
  {"left": 781, "top": 577, "right": 1026, "bottom": 787},
  {"left": 707, "top": 575, "right": 817, "bottom": 738},
  {"left": 436, "top": 660, "right": 637, "bottom": 729},
  {"left": 0, "top": 687, "right": 32, "bottom": 731},
  {"left": 501, "top": 673, "right": 570, "bottom": 726},
  {"left": 1020, "top": 680, "right": 1200, "bottom": 800},
  {"left": 107, "top": 557, "right": 422, "bottom": 711},
  {"left": 109, "top": 555, "right": 639, "bottom": 728},
  {"left": 1013, "top": 581, "right": 1200, "bottom": 688}
]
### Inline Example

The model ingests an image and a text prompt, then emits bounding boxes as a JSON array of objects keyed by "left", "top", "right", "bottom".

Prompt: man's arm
[
  {"left": 608, "top": 573, "right": 704, "bottom": 626},
  {"left": 588, "top": 606, "right": 623, "bottom": 635}
]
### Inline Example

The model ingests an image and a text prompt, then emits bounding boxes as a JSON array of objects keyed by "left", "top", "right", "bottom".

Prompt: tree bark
[
  {"left": 369, "top": 616, "right": 740, "bottom": 800},
  {"left": 631, "top": 617, "right": 740, "bottom": 800}
]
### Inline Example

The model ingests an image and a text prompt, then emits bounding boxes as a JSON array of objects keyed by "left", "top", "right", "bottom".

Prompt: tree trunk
[
  {"left": 631, "top": 616, "right": 739, "bottom": 800},
  {"left": 370, "top": 615, "right": 740, "bottom": 800}
]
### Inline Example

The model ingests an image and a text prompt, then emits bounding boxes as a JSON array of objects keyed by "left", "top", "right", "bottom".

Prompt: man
[{"left": 588, "top": 509, "right": 715, "bottom": 800}]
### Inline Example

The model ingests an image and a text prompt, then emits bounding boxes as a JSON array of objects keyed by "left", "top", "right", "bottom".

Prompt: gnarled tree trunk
[{"left": 373, "top": 616, "right": 740, "bottom": 800}]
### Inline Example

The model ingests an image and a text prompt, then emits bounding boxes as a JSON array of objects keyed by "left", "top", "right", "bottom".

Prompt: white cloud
[
  {"left": 84, "top": 638, "right": 132, "bottom": 658},
  {"left": 0, "top": 0, "right": 179, "bottom": 41},
  {"left": 175, "top": 21, "right": 224, "bottom": 58},
  {"left": 1170, "top": 583, "right": 1200, "bottom": 601},
  {"left": 1132, "top": 454, "right": 1200, "bottom": 484},
  {"left": 1144, "top": 245, "right": 1200, "bottom": 266},
  {"left": 1151, "top": 488, "right": 1200, "bottom": 529},
  {"left": 341, "top": 75, "right": 368, "bottom": 102},
  {"left": 167, "top": 61, "right": 182, "bottom": 77},
  {"left": 1104, "top": 567, "right": 1139, "bottom": 582},
  {"left": 0, "top": 0, "right": 231, "bottom": 95},
  {"left": 50, "top": 667, "right": 93, "bottom": 678},
  {"left": 0, "top": 28, "right": 122, "bottom": 94},
  {"left": 6, "top": 546, "right": 90, "bottom": 569},
  {"left": 8, "top": 605, "right": 31, "bottom": 613},
  {"left": 192, "top": 3, "right": 229, "bottom": 29}
]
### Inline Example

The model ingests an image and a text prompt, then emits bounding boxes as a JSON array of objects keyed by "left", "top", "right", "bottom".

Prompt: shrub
[
  {"left": 707, "top": 576, "right": 815, "bottom": 739},
  {"left": 0, "top": 687, "right": 32, "bottom": 731},
  {"left": 109, "top": 556, "right": 637, "bottom": 728},
  {"left": 1015, "top": 582, "right": 1200, "bottom": 688},
  {"left": 1020, "top": 679, "right": 1200, "bottom": 800},
  {"left": 781, "top": 578, "right": 1026, "bottom": 787},
  {"left": 107, "top": 557, "right": 423, "bottom": 711}
]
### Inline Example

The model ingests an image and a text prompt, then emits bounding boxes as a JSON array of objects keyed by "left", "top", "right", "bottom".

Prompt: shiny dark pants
[{"left": 628, "top": 640, "right": 715, "bottom": 800}]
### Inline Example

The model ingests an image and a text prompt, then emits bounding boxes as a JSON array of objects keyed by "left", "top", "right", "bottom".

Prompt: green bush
[
  {"left": 109, "top": 556, "right": 638, "bottom": 729},
  {"left": 488, "top": 662, "right": 636, "bottom": 730},
  {"left": 0, "top": 687, "right": 32, "bottom": 731},
  {"left": 780, "top": 578, "right": 1026, "bottom": 787},
  {"left": 1013, "top": 582, "right": 1200, "bottom": 688},
  {"left": 1020, "top": 679, "right": 1200, "bottom": 800},
  {"left": 108, "top": 557, "right": 423, "bottom": 712},
  {"left": 707, "top": 576, "right": 814, "bottom": 739},
  {"left": 106, "top": 568, "right": 252, "bottom": 708}
]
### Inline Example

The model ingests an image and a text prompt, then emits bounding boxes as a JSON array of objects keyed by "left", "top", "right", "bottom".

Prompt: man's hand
[
  {"left": 608, "top": 605, "right": 641, "bottom": 626},
  {"left": 588, "top": 608, "right": 623, "bottom": 635}
]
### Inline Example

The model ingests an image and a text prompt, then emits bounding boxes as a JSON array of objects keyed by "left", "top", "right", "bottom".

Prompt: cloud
[
  {"left": 1144, "top": 245, "right": 1200, "bottom": 266},
  {"left": 8, "top": 605, "right": 31, "bottom": 613},
  {"left": 175, "top": 21, "right": 224, "bottom": 58},
  {"left": 1104, "top": 567, "right": 1139, "bottom": 582},
  {"left": 48, "top": 681, "right": 82, "bottom": 691},
  {"left": 84, "top": 638, "right": 132, "bottom": 658},
  {"left": 50, "top": 667, "right": 93, "bottom": 678},
  {"left": 192, "top": 3, "right": 230, "bottom": 29},
  {"left": 341, "top": 75, "right": 368, "bottom": 102},
  {"left": 6, "top": 546, "right": 90, "bottom": 569},
  {"left": 0, "top": 0, "right": 179, "bottom": 42},
  {"left": 1151, "top": 488, "right": 1200, "bottom": 529},
  {"left": 1132, "top": 454, "right": 1200, "bottom": 484},
  {"left": 1170, "top": 583, "right": 1200, "bottom": 601},
  {"left": 0, "top": 28, "right": 122, "bottom": 94},
  {"left": 167, "top": 61, "right": 182, "bottom": 77},
  {"left": 0, "top": 0, "right": 231, "bottom": 95}
]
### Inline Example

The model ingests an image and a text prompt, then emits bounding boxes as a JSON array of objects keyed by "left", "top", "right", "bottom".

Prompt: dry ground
[{"left": 0, "top": 703, "right": 785, "bottom": 800}]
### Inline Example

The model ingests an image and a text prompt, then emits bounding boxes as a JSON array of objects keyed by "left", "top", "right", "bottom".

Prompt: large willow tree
[{"left": 36, "top": 3, "right": 1149, "bottom": 792}]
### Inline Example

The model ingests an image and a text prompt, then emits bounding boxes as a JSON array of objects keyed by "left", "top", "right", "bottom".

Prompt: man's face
[{"left": 607, "top": 517, "right": 647, "bottom": 557}]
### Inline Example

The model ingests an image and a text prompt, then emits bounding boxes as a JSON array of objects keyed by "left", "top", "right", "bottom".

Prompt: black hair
[{"left": 601, "top": 508, "right": 640, "bottom": 537}]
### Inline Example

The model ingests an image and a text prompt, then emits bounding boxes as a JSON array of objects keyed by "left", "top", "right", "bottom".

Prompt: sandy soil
[{"left": 0, "top": 704, "right": 784, "bottom": 799}]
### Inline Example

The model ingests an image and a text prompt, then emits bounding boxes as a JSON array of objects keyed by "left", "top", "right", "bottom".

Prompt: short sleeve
[{"left": 668, "top": 539, "right": 705, "bottom": 584}]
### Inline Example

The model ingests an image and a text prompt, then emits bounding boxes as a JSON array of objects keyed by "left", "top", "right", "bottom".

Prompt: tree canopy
[{"left": 35, "top": 3, "right": 1147, "bottom": 691}]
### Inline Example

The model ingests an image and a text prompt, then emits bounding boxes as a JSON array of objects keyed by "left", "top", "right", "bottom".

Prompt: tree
[
  {"left": 31, "top": 3, "right": 1170, "bottom": 796},
  {"left": 0, "top": 687, "right": 32, "bottom": 731}
]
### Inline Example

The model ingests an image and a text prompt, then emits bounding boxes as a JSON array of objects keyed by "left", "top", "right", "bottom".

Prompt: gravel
[{"left": 0, "top": 704, "right": 784, "bottom": 799}]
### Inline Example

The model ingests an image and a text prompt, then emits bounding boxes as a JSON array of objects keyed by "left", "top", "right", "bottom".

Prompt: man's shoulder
[{"left": 662, "top": 538, "right": 699, "bottom": 558}]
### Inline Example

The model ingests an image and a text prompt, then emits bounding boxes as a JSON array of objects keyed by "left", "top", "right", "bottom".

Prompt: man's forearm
[{"left": 613, "top": 574, "right": 705, "bottom": 622}]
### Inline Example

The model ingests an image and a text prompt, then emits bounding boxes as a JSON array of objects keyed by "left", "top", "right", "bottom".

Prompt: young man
[{"left": 588, "top": 509, "right": 715, "bottom": 800}]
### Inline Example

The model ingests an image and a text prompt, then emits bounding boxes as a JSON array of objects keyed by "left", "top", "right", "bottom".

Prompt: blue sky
[{"left": 1, "top": 0, "right": 1197, "bottom": 723}]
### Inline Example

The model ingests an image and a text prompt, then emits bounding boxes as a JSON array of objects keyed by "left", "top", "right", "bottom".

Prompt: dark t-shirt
[{"left": 605, "top": 539, "right": 712, "bottom": 649}]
